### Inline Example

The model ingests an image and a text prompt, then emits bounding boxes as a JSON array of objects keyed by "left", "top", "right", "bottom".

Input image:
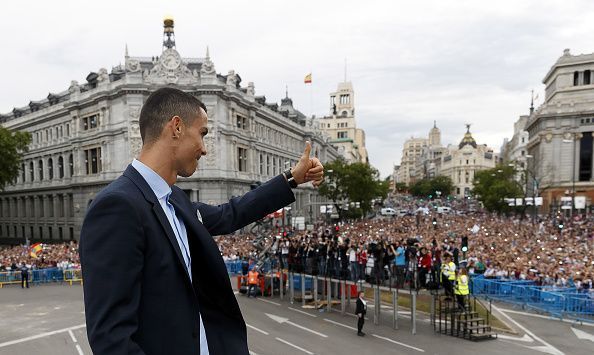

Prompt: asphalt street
[{"left": 0, "top": 284, "right": 593, "bottom": 355}]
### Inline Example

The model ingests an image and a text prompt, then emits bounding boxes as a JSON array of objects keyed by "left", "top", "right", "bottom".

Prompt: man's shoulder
[{"left": 89, "top": 174, "right": 142, "bottom": 208}]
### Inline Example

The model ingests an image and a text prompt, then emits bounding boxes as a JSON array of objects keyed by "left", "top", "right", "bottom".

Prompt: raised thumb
[{"left": 301, "top": 141, "right": 312, "bottom": 160}]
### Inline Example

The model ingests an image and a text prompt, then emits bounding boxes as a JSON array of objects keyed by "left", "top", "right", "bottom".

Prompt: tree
[
  {"left": 0, "top": 126, "right": 31, "bottom": 190},
  {"left": 409, "top": 176, "right": 454, "bottom": 198},
  {"left": 473, "top": 165, "right": 523, "bottom": 213},
  {"left": 319, "top": 159, "right": 388, "bottom": 219},
  {"left": 394, "top": 182, "right": 408, "bottom": 193}
]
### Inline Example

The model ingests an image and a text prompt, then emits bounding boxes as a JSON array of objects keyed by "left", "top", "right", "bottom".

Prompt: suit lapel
[{"left": 123, "top": 165, "right": 192, "bottom": 284}]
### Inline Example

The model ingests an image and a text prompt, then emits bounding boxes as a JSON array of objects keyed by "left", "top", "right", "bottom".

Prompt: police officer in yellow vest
[
  {"left": 441, "top": 253, "right": 456, "bottom": 298},
  {"left": 247, "top": 268, "right": 260, "bottom": 298},
  {"left": 455, "top": 267, "right": 470, "bottom": 310}
]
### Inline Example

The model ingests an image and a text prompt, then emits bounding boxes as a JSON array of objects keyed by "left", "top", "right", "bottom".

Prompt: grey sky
[{"left": 2, "top": 1, "right": 594, "bottom": 178}]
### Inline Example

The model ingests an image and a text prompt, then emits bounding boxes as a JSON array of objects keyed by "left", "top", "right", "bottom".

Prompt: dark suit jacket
[
  {"left": 355, "top": 298, "right": 367, "bottom": 316},
  {"left": 80, "top": 165, "right": 295, "bottom": 355}
]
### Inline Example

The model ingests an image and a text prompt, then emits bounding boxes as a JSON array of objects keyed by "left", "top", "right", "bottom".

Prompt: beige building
[
  {"left": 439, "top": 125, "right": 498, "bottom": 197},
  {"left": 318, "top": 82, "right": 368, "bottom": 163},
  {"left": 398, "top": 137, "right": 428, "bottom": 185},
  {"left": 525, "top": 48, "right": 594, "bottom": 211}
]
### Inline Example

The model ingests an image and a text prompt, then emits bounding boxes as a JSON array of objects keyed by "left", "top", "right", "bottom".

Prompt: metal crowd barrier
[
  {"left": 0, "top": 268, "right": 83, "bottom": 287},
  {"left": 471, "top": 276, "right": 594, "bottom": 323}
]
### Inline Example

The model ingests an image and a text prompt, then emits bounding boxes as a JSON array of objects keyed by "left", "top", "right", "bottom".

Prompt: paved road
[{"left": 0, "top": 284, "right": 593, "bottom": 354}]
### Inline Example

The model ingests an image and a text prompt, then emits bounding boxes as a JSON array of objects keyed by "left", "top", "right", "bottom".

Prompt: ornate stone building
[
  {"left": 438, "top": 125, "right": 498, "bottom": 198},
  {"left": 526, "top": 49, "right": 594, "bottom": 211},
  {"left": 0, "top": 18, "right": 338, "bottom": 244},
  {"left": 317, "top": 82, "right": 368, "bottom": 163}
]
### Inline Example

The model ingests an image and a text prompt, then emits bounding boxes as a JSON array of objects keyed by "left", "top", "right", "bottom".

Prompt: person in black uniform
[
  {"left": 20, "top": 263, "right": 29, "bottom": 288},
  {"left": 355, "top": 291, "right": 367, "bottom": 336}
]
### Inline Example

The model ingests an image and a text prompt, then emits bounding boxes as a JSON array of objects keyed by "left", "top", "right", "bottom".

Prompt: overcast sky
[{"left": 2, "top": 0, "right": 594, "bottom": 178}]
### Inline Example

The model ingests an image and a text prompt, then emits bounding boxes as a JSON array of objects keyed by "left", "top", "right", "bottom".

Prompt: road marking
[
  {"left": 500, "top": 308, "right": 594, "bottom": 327},
  {"left": 491, "top": 303, "right": 564, "bottom": 355},
  {"left": 249, "top": 351, "right": 260, "bottom": 355},
  {"left": 498, "top": 334, "right": 534, "bottom": 343},
  {"left": 288, "top": 307, "right": 317, "bottom": 318},
  {"left": 323, "top": 318, "right": 357, "bottom": 331},
  {"left": 372, "top": 334, "right": 425, "bottom": 353},
  {"left": 257, "top": 298, "right": 281, "bottom": 306},
  {"left": 0, "top": 324, "right": 86, "bottom": 348},
  {"left": 571, "top": 327, "right": 594, "bottom": 343},
  {"left": 275, "top": 337, "right": 314, "bottom": 354},
  {"left": 68, "top": 330, "right": 78, "bottom": 343},
  {"left": 266, "top": 313, "right": 328, "bottom": 338},
  {"left": 246, "top": 324, "right": 270, "bottom": 335},
  {"left": 75, "top": 344, "right": 84, "bottom": 355}
]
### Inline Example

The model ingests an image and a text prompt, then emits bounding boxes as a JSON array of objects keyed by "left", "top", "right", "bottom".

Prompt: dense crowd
[
  {"left": 216, "top": 199, "right": 594, "bottom": 292},
  {"left": 0, "top": 241, "right": 80, "bottom": 271}
]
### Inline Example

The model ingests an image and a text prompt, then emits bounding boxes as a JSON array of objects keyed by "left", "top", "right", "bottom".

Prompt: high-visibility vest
[
  {"left": 248, "top": 271, "right": 259, "bottom": 285},
  {"left": 455, "top": 275, "right": 469, "bottom": 295},
  {"left": 441, "top": 261, "right": 456, "bottom": 281}
]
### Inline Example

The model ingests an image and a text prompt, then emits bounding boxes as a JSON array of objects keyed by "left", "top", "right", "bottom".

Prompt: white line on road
[
  {"left": 288, "top": 307, "right": 317, "bottom": 318},
  {"left": 266, "top": 313, "right": 328, "bottom": 338},
  {"left": 249, "top": 351, "right": 260, "bottom": 355},
  {"left": 372, "top": 334, "right": 425, "bottom": 353},
  {"left": 498, "top": 334, "right": 534, "bottom": 343},
  {"left": 275, "top": 337, "right": 314, "bottom": 354},
  {"left": 68, "top": 330, "right": 78, "bottom": 343},
  {"left": 571, "top": 327, "right": 594, "bottom": 343},
  {"left": 257, "top": 298, "right": 281, "bottom": 306},
  {"left": 500, "top": 308, "right": 594, "bottom": 328},
  {"left": 75, "top": 344, "right": 84, "bottom": 355},
  {"left": 323, "top": 318, "right": 357, "bottom": 331},
  {"left": 246, "top": 324, "right": 270, "bottom": 335},
  {"left": 0, "top": 324, "right": 86, "bottom": 348},
  {"left": 491, "top": 303, "right": 564, "bottom": 355}
]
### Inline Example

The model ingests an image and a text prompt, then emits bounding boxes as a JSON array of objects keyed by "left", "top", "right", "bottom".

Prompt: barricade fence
[
  {"left": 0, "top": 268, "right": 82, "bottom": 287},
  {"left": 471, "top": 276, "right": 593, "bottom": 323}
]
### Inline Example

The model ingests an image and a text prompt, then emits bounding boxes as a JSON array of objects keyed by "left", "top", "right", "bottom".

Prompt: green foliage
[
  {"left": 319, "top": 159, "right": 388, "bottom": 218},
  {"left": 0, "top": 127, "right": 31, "bottom": 191},
  {"left": 394, "top": 182, "right": 408, "bottom": 193},
  {"left": 409, "top": 176, "right": 454, "bottom": 197},
  {"left": 473, "top": 165, "right": 523, "bottom": 213}
]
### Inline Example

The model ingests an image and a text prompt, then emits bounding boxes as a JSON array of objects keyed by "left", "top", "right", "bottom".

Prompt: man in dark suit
[
  {"left": 79, "top": 88, "right": 324, "bottom": 355},
  {"left": 355, "top": 291, "right": 367, "bottom": 336}
]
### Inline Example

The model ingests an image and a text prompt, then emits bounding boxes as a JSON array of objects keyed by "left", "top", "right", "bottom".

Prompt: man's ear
[{"left": 170, "top": 116, "right": 182, "bottom": 138}]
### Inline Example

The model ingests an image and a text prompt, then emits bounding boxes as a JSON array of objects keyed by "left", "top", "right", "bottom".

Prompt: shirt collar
[{"left": 131, "top": 159, "right": 172, "bottom": 201}]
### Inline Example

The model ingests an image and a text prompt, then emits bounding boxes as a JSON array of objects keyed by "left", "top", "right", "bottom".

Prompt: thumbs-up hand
[{"left": 290, "top": 141, "right": 325, "bottom": 187}]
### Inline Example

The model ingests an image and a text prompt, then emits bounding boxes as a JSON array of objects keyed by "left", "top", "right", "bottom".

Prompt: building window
[
  {"left": 466, "top": 160, "right": 469, "bottom": 164},
  {"left": 337, "top": 131, "right": 348, "bottom": 139},
  {"left": 574, "top": 71, "right": 579, "bottom": 86},
  {"left": 237, "top": 147, "right": 247, "bottom": 172},
  {"left": 58, "top": 156, "right": 64, "bottom": 178},
  {"left": 38, "top": 159, "right": 44, "bottom": 180},
  {"left": 40, "top": 196, "right": 44, "bottom": 217},
  {"left": 84, "top": 147, "right": 102, "bottom": 174},
  {"left": 21, "top": 163, "right": 25, "bottom": 182},
  {"left": 66, "top": 123, "right": 70, "bottom": 136},
  {"left": 330, "top": 96, "right": 335, "bottom": 106},
  {"left": 69, "top": 227, "right": 74, "bottom": 240},
  {"left": 585, "top": 70, "right": 591, "bottom": 85},
  {"left": 82, "top": 114, "right": 99, "bottom": 131},
  {"left": 236, "top": 115, "right": 248, "bottom": 130},
  {"left": 48, "top": 158, "right": 54, "bottom": 179},
  {"left": 266, "top": 155, "right": 270, "bottom": 175},
  {"left": 339, "top": 94, "right": 350, "bottom": 104},
  {"left": 69, "top": 154, "right": 74, "bottom": 176},
  {"left": 68, "top": 194, "right": 74, "bottom": 217},
  {"left": 259, "top": 153, "right": 264, "bottom": 175},
  {"left": 48, "top": 195, "right": 54, "bottom": 217},
  {"left": 48, "top": 226, "right": 53, "bottom": 240},
  {"left": 579, "top": 132, "right": 593, "bottom": 181}
]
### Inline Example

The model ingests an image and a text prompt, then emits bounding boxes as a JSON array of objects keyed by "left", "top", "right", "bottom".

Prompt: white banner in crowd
[
  {"left": 535, "top": 197, "right": 543, "bottom": 206},
  {"left": 560, "top": 196, "right": 572, "bottom": 210},
  {"left": 574, "top": 196, "right": 586, "bottom": 209},
  {"left": 525, "top": 197, "right": 534, "bottom": 206},
  {"left": 515, "top": 198, "right": 523, "bottom": 206}
]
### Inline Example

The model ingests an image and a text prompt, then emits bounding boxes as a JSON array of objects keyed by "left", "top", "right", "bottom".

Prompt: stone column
[
  {"left": 43, "top": 195, "right": 49, "bottom": 219},
  {"left": 63, "top": 193, "right": 70, "bottom": 224}
]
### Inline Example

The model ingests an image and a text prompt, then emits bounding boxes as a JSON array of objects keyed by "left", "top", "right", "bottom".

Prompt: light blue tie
[{"left": 166, "top": 194, "right": 192, "bottom": 280}]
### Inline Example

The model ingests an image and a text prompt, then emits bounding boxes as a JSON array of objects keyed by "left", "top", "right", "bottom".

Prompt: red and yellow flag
[
  {"left": 30, "top": 242, "right": 42, "bottom": 259},
  {"left": 304, "top": 73, "right": 312, "bottom": 84}
]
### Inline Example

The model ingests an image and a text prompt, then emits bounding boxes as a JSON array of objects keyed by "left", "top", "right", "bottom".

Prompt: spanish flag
[
  {"left": 304, "top": 73, "right": 312, "bottom": 84},
  {"left": 30, "top": 242, "right": 42, "bottom": 259}
]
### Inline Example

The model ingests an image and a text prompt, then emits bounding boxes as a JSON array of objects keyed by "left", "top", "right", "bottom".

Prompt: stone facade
[
  {"left": 397, "top": 137, "right": 428, "bottom": 185},
  {"left": 317, "top": 82, "right": 368, "bottom": 163},
  {"left": 0, "top": 19, "right": 339, "bottom": 244},
  {"left": 525, "top": 48, "right": 594, "bottom": 211}
]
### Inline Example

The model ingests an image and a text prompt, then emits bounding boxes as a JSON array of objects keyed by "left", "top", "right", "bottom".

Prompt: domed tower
[
  {"left": 459, "top": 124, "right": 477, "bottom": 149},
  {"left": 428, "top": 120, "right": 441, "bottom": 147}
]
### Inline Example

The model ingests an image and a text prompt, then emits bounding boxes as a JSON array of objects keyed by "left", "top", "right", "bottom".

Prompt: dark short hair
[{"left": 139, "top": 87, "right": 207, "bottom": 144}]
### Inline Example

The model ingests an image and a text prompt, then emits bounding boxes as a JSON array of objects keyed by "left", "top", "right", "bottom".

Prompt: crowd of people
[
  {"left": 0, "top": 241, "right": 80, "bottom": 271},
  {"left": 217, "top": 198, "right": 594, "bottom": 292}
]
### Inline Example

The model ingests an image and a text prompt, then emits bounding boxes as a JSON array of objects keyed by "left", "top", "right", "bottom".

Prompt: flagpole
[{"left": 309, "top": 70, "right": 313, "bottom": 118}]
